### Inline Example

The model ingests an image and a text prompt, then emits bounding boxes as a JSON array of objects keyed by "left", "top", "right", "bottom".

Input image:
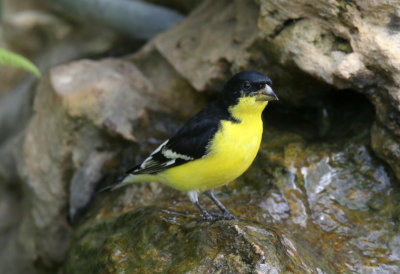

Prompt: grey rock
[
  {"left": 51, "top": 0, "right": 184, "bottom": 39},
  {"left": 0, "top": 53, "right": 204, "bottom": 272}
]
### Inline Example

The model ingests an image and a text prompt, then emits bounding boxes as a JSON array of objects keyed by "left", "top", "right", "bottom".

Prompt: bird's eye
[{"left": 243, "top": 81, "right": 251, "bottom": 90}]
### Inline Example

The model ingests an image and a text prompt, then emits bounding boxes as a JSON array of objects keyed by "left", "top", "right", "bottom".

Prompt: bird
[{"left": 112, "top": 71, "right": 278, "bottom": 221}]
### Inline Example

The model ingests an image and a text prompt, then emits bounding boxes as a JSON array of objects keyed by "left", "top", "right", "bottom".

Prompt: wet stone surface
[
  {"left": 250, "top": 127, "right": 400, "bottom": 273},
  {"left": 66, "top": 91, "right": 400, "bottom": 273},
  {"left": 66, "top": 206, "right": 335, "bottom": 273}
]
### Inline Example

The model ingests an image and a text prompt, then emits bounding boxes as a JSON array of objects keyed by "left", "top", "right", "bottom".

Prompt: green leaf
[{"left": 0, "top": 48, "right": 41, "bottom": 78}]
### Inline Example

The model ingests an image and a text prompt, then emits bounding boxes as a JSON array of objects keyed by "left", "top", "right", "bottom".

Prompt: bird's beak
[{"left": 256, "top": 85, "right": 279, "bottom": 101}]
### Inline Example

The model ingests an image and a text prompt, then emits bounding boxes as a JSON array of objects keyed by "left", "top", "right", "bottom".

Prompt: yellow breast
[{"left": 160, "top": 97, "right": 268, "bottom": 191}]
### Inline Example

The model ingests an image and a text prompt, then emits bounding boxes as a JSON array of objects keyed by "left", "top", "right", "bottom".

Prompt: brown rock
[
  {"left": 255, "top": 0, "right": 400, "bottom": 179},
  {"left": 8, "top": 58, "right": 204, "bottom": 271},
  {"left": 152, "top": 0, "right": 261, "bottom": 91}
]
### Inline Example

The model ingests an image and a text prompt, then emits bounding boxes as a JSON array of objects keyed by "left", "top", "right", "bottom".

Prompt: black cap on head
[{"left": 220, "top": 71, "right": 275, "bottom": 106}]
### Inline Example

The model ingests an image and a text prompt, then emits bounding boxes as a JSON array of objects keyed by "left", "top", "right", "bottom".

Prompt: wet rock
[
  {"left": 246, "top": 127, "right": 400, "bottom": 272},
  {"left": 65, "top": 89, "right": 399, "bottom": 273},
  {"left": 371, "top": 122, "right": 400, "bottom": 181},
  {"left": 65, "top": 206, "right": 332, "bottom": 273}
]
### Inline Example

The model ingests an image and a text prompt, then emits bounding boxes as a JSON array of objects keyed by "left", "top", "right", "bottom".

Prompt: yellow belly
[{"left": 160, "top": 99, "right": 267, "bottom": 191}]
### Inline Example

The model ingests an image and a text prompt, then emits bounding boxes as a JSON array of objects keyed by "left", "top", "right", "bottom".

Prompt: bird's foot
[
  {"left": 198, "top": 210, "right": 217, "bottom": 222},
  {"left": 204, "top": 190, "right": 237, "bottom": 220},
  {"left": 193, "top": 195, "right": 237, "bottom": 222},
  {"left": 195, "top": 202, "right": 218, "bottom": 222}
]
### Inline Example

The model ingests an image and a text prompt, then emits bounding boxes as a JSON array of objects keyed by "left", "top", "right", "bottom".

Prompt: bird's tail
[{"left": 98, "top": 173, "right": 157, "bottom": 192}]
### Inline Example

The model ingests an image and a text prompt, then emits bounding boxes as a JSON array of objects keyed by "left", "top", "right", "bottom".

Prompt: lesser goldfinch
[{"left": 113, "top": 71, "right": 278, "bottom": 221}]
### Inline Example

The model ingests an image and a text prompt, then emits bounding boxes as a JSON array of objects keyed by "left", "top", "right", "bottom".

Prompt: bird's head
[{"left": 220, "top": 71, "right": 278, "bottom": 109}]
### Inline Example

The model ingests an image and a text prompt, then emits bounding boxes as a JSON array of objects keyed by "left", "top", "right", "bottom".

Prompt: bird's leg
[
  {"left": 188, "top": 190, "right": 214, "bottom": 221},
  {"left": 205, "top": 190, "right": 237, "bottom": 220},
  {"left": 194, "top": 201, "right": 214, "bottom": 220}
]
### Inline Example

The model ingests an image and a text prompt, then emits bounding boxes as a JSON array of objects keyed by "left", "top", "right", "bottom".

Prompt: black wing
[{"left": 129, "top": 101, "right": 236, "bottom": 175}]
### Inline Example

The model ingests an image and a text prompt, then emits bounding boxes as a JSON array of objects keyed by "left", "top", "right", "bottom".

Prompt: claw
[{"left": 189, "top": 190, "right": 238, "bottom": 222}]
